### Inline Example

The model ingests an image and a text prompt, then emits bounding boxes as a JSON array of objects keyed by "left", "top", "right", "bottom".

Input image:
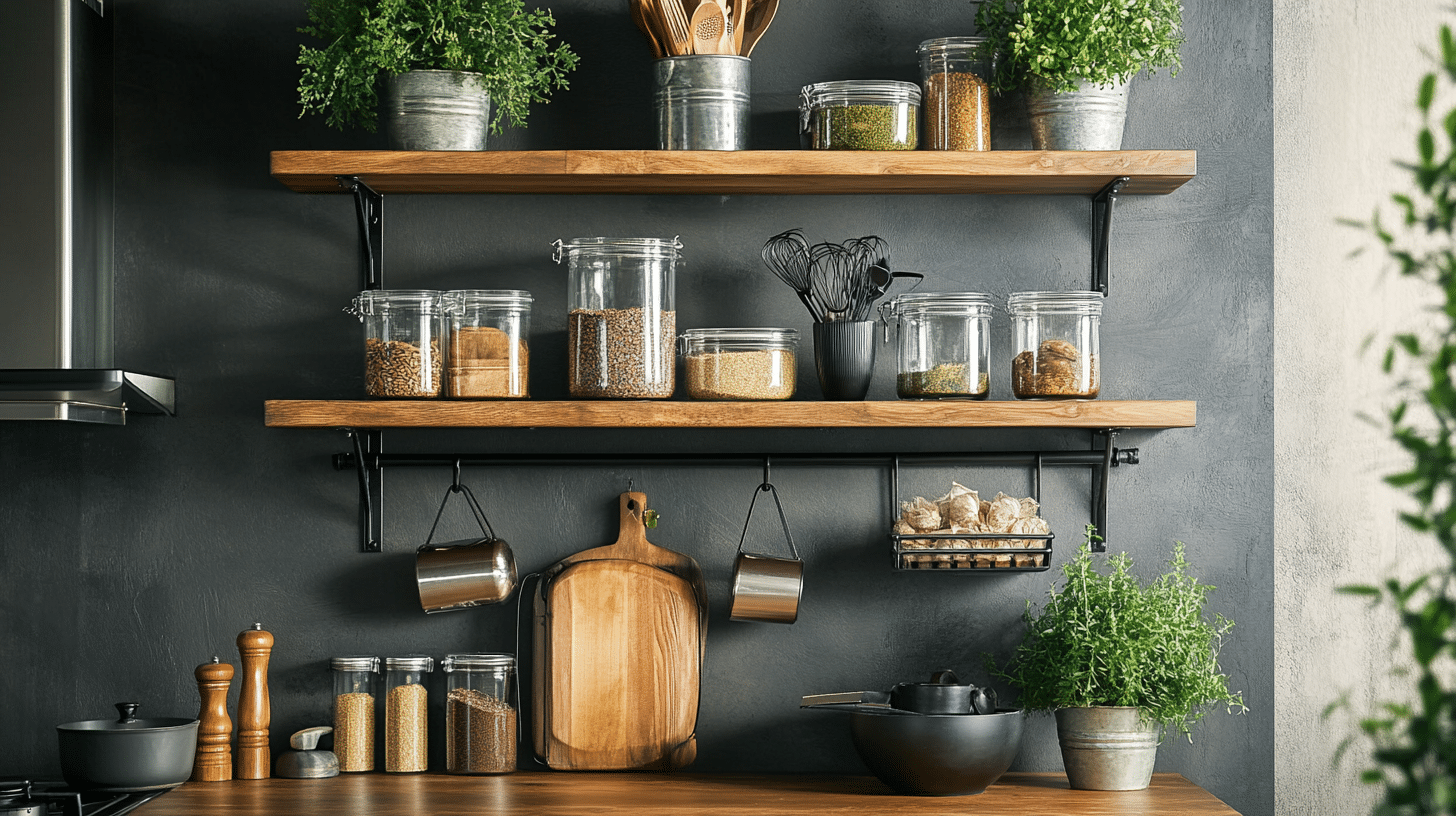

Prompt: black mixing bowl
[{"left": 848, "top": 708, "right": 1023, "bottom": 796}]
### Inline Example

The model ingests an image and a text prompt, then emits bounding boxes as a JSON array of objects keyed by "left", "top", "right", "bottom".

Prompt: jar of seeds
[
  {"left": 918, "top": 37, "right": 993, "bottom": 151},
  {"left": 555, "top": 237, "right": 680, "bottom": 399},
  {"left": 801, "top": 80, "right": 921, "bottom": 150},
  {"left": 443, "top": 289, "right": 532, "bottom": 399},
  {"left": 442, "top": 653, "right": 517, "bottom": 774},
  {"left": 881, "top": 293, "right": 993, "bottom": 400},
  {"left": 681, "top": 328, "right": 798, "bottom": 400},
  {"left": 383, "top": 655, "right": 434, "bottom": 773},
  {"left": 330, "top": 656, "right": 379, "bottom": 773},
  {"left": 349, "top": 290, "right": 447, "bottom": 398},
  {"left": 1007, "top": 291, "right": 1102, "bottom": 399}
]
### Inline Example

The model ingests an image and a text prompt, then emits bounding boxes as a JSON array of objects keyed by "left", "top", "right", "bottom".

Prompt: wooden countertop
[{"left": 136, "top": 772, "right": 1240, "bottom": 815}]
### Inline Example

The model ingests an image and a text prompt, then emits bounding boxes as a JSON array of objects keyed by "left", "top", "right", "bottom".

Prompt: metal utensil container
[
  {"left": 349, "top": 290, "right": 447, "bottom": 398},
  {"left": 681, "top": 328, "right": 798, "bottom": 400},
  {"left": 383, "top": 656, "right": 434, "bottom": 773},
  {"left": 654, "top": 56, "right": 750, "bottom": 150},
  {"left": 442, "top": 654, "right": 518, "bottom": 775},
  {"left": 330, "top": 656, "right": 379, "bottom": 773},
  {"left": 556, "top": 237, "right": 680, "bottom": 399},
  {"left": 443, "top": 290, "right": 531, "bottom": 399},
  {"left": 881, "top": 293, "right": 993, "bottom": 400},
  {"left": 918, "top": 37, "right": 993, "bottom": 151},
  {"left": 1007, "top": 291, "right": 1102, "bottom": 399},
  {"left": 800, "top": 80, "right": 921, "bottom": 150}
]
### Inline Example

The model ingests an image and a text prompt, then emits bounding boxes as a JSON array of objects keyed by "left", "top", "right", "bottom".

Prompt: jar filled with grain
[
  {"left": 881, "top": 293, "right": 993, "bottom": 399},
  {"left": 350, "top": 290, "right": 447, "bottom": 398},
  {"left": 801, "top": 80, "right": 921, "bottom": 150},
  {"left": 1006, "top": 291, "right": 1103, "bottom": 399},
  {"left": 330, "top": 655, "right": 379, "bottom": 773},
  {"left": 555, "top": 237, "right": 680, "bottom": 399},
  {"left": 918, "top": 37, "right": 993, "bottom": 151},
  {"left": 443, "top": 290, "right": 532, "bottom": 399},
  {"left": 441, "top": 653, "right": 517, "bottom": 774},
  {"left": 383, "top": 655, "right": 434, "bottom": 773},
  {"left": 680, "top": 328, "right": 798, "bottom": 400}
]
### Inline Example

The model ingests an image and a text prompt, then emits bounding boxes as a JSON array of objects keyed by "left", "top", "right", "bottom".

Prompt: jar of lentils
[
  {"left": 801, "top": 80, "right": 921, "bottom": 150},
  {"left": 350, "top": 290, "right": 447, "bottom": 398},
  {"left": 330, "top": 656, "right": 379, "bottom": 773},
  {"left": 383, "top": 655, "right": 434, "bottom": 773},
  {"left": 681, "top": 328, "right": 798, "bottom": 400},
  {"left": 442, "top": 653, "right": 518, "bottom": 774},
  {"left": 918, "top": 36, "right": 993, "bottom": 150},
  {"left": 1007, "top": 291, "right": 1103, "bottom": 399},
  {"left": 881, "top": 293, "right": 993, "bottom": 399}
]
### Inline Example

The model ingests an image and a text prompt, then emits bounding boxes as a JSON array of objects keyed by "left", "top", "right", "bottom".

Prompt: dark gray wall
[{"left": 0, "top": 1, "right": 1272, "bottom": 814}]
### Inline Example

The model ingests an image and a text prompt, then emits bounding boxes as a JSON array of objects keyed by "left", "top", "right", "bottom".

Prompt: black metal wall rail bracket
[
  {"left": 1092, "top": 176, "right": 1130, "bottom": 296},
  {"left": 339, "top": 176, "right": 383, "bottom": 289},
  {"left": 333, "top": 433, "right": 1138, "bottom": 555}
]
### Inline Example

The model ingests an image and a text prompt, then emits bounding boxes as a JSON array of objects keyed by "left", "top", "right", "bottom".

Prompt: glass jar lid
[
  {"left": 887, "top": 292, "right": 994, "bottom": 316},
  {"left": 801, "top": 80, "right": 923, "bottom": 109},
  {"left": 442, "top": 653, "right": 516, "bottom": 672},
  {"left": 552, "top": 237, "right": 683, "bottom": 264},
  {"left": 1006, "top": 290, "right": 1104, "bottom": 316},
  {"left": 331, "top": 656, "right": 380, "bottom": 672},
  {"left": 681, "top": 327, "right": 799, "bottom": 349},
  {"left": 347, "top": 289, "right": 444, "bottom": 318},
  {"left": 444, "top": 289, "right": 533, "bottom": 310},
  {"left": 383, "top": 655, "right": 435, "bottom": 672},
  {"left": 917, "top": 36, "right": 991, "bottom": 57}
]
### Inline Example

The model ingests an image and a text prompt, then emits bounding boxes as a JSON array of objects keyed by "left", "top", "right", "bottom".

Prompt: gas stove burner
[{"left": 0, "top": 781, "right": 172, "bottom": 816}]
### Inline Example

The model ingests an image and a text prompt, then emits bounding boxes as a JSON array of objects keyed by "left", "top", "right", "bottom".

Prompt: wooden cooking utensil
[
  {"left": 653, "top": 0, "right": 692, "bottom": 56},
  {"left": 690, "top": 0, "right": 732, "bottom": 55},
  {"left": 235, "top": 623, "right": 274, "bottom": 780},
  {"left": 631, "top": 0, "right": 664, "bottom": 58},
  {"left": 739, "top": 0, "right": 776, "bottom": 57},
  {"left": 730, "top": 0, "right": 748, "bottom": 55},
  {"left": 191, "top": 656, "right": 234, "bottom": 782}
]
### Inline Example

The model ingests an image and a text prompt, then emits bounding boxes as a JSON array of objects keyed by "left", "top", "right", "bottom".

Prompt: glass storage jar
[
  {"left": 443, "top": 290, "right": 532, "bottom": 399},
  {"left": 918, "top": 37, "right": 993, "bottom": 151},
  {"left": 1006, "top": 291, "right": 1102, "bottom": 399},
  {"left": 800, "top": 80, "right": 921, "bottom": 150},
  {"left": 680, "top": 328, "right": 798, "bottom": 400},
  {"left": 383, "top": 655, "right": 434, "bottom": 773},
  {"left": 330, "top": 656, "right": 379, "bottom": 773},
  {"left": 555, "top": 237, "right": 680, "bottom": 399},
  {"left": 350, "top": 289, "right": 447, "bottom": 398},
  {"left": 880, "top": 293, "right": 994, "bottom": 399},
  {"left": 442, "top": 653, "right": 517, "bottom": 774}
]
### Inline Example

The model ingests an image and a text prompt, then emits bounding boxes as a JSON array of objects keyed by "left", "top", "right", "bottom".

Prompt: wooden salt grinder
[
  {"left": 236, "top": 623, "right": 274, "bottom": 780},
  {"left": 191, "top": 656, "right": 234, "bottom": 782}
]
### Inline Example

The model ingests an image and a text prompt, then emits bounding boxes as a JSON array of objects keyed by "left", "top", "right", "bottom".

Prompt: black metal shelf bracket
[
  {"left": 339, "top": 176, "right": 383, "bottom": 290},
  {"left": 1092, "top": 176, "right": 1130, "bottom": 296},
  {"left": 347, "top": 429, "right": 384, "bottom": 553}
]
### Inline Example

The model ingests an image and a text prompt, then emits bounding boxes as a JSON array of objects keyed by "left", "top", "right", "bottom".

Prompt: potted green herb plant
[
  {"left": 989, "top": 530, "right": 1244, "bottom": 791},
  {"left": 973, "top": 0, "right": 1183, "bottom": 150},
  {"left": 297, "top": 0, "right": 579, "bottom": 150}
]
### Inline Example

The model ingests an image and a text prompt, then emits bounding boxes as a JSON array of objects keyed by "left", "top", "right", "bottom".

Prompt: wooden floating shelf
[
  {"left": 263, "top": 399, "right": 1196, "bottom": 430},
  {"left": 270, "top": 149, "right": 1196, "bottom": 196}
]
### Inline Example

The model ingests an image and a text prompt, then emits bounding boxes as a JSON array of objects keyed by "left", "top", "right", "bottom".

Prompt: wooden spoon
[
  {"left": 739, "top": 0, "right": 776, "bottom": 57},
  {"left": 730, "top": 0, "right": 749, "bottom": 55},
  {"left": 631, "top": 0, "right": 664, "bottom": 58},
  {"left": 689, "top": 0, "right": 731, "bottom": 55}
]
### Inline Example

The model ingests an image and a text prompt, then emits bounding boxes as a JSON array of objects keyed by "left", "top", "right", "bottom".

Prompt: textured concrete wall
[{"left": 1273, "top": 2, "right": 1448, "bottom": 814}]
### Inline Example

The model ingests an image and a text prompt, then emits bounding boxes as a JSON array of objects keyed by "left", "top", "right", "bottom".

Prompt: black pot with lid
[{"left": 800, "top": 669, "right": 998, "bottom": 715}]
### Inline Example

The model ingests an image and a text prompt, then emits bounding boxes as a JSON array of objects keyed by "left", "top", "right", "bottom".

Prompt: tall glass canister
[
  {"left": 442, "top": 653, "right": 518, "bottom": 774},
  {"left": 350, "top": 289, "right": 447, "bottom": 398},
  {"left": 881, "top": 293, "right": 993, "bottom": 399},
  {"left": 331, "top": 656, "right": 378, "bottom": 773},
  {"left": 1006, "top": 291, "right": 1103, "bottom": 399},
  {"left": 383, "top": 655, "right": 434, "bottom": 773},
  {"left": 555, "top": 237, "right": 680, "bottom": 399},
  {"left": 443, "top": 289, "right": 532, "bottom": 399},
  {"left": 918, "top": 37, "right": 993, "bottom": 151}
]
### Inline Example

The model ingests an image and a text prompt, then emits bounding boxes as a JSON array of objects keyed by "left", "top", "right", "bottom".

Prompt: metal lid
[
  {"left": 1006, "top": 290, "right": 1104, "bottom": 316},
  {"left": 331, "top": 656, "right": 380, "bottom": 672},
  {"left": 383, "top": 655, "right": 435, "bottom": 672},
  {"left": 441, "top": 653, "right": 516, "bottom": 672}
]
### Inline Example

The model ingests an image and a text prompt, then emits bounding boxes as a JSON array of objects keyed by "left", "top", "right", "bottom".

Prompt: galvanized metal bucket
[
  {"left": 384, "top": 70, "right": 491, "bottom": 151},
  {"left": 654, "top": 55, "right": 750, "bottom": 150},
  {"left": 1055, "top": 706, "right": 1159, "bottom": 790},
  {"left": 1025, "top": 77, "right": 1129, "bottom": 151}
]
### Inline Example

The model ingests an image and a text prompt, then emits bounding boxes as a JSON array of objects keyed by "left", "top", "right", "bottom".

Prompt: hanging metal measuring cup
[
  {"left": 416, "top": 462, "right": 517, "bottom": 613},
  {"left": 730, "top": 464, "right": 804, "bottom": 624}
]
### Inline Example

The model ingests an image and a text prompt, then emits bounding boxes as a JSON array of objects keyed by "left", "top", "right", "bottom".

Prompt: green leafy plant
[
  {"left": 973, "top": 0, "right": 1183, "bottom": 93},
  {"left": 989, "top": 528, "right": 1244, "bottom": 737},
  {"left": 1339, "top": 25, "right": 1456, "bottom": 816},
  {"left": 297, "top": 0, "right": 579, "bottom": 134}
]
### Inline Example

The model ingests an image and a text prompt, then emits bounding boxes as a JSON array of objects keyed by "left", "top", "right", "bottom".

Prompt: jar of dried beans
[
  {"left": 680, "top": 328, "right": 798, "bottom": 400},
  {"left": 331, "top": 656, "right": 379, "bottom": 773},
  {"left": 800, "top": 80, "right": 921, "bottom": 150},
  {"left": 1007, "top": 291, "right": 1102, "bottom": 399},
  {"left": 880, "top": 292, "right": 993, "bottom": 400},
  {"left": 918, "top": 37, "right": 993, "bottom": 151},
  {"left": 443, "top": 290, "right": 532, "bottom": 399},
  {"left": 555, "top": 237, "right": 680, "bottom": 399},
  {"left": 442, "top": 653, "right": 517, "bottom": 774},
  {"left": 350, "top": 290, "right": 447, "bottom": 398},
  {"left": 383, "top": 655, "right": 434, "bottom": 773}
]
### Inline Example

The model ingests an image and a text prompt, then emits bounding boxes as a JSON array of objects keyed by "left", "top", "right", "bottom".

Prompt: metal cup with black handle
[{"left": 729, "top": 461, "right": 804, "bottom": 624}]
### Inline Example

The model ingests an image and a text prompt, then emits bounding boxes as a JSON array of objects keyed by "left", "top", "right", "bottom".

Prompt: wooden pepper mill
[
  {"left": 236, "top": 622, "right": 275, "bottom": 780},
  {"left": 191, "top": 656, "right": 235, "bottom": 782}
]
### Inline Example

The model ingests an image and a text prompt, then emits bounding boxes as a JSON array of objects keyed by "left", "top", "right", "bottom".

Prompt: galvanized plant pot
[
  {"left": 383, "top": 69, "right": 491, "bottom": 151},
  {"left": 1025, "top": 77, "right": 1130, "bottom": 151},
  {"left": 1055, "top": 706, "right": 1159, "bottom": 791}
]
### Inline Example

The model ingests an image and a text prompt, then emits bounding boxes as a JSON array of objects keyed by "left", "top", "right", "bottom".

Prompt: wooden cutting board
[{"left": 533, "top": 492, "right": 707, "bottom": 770}]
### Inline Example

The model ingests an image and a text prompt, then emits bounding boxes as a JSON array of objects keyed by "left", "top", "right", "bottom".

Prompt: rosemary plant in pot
[
  {"left": 990, "top": 532, "right": 1244, "bottom": 790},
  {"left": 973, "top": 0, "right": 1183, "bottom": 150},
  {"left": 297, "top": 0, "right": 579, "bottom": 150}
]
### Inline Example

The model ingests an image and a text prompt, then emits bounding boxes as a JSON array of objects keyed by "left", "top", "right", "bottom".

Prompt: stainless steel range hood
[{"left": 0, "top": 0, "right": 174, "bottom": 425}]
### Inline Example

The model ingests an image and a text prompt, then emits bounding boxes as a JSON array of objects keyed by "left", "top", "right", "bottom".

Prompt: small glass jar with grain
[
  {"left": 800, "top": 80, "right": 921, "bottom": 150},
  {"left": 917, "top": 36, "right": 993, "bottom": 151},
  {"left": 349, "top": 289, "right": 447, "bottom": 398},
  {"left": 442, "top": 653, "right": 517, "bottom": 774},
  {"left": 330, "top": 656, "right": 379, "bottom": 773},
  {"left": 1007, "top": 291, "right": 1102, "bottom": 399},
  {"left": 681, "top": 328, "right": 798, "bottom": 400},
  {"left": 881, "top": 292, "right": 993, "bottom": 399},
  {"left": 443, "top": 290, "right": 531, "bottom": 399},
  {"left": 383, "top": 655, "right": 434, "bottom": 773}
]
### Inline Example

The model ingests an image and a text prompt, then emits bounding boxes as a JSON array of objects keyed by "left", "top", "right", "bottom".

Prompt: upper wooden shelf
[
  {"left": 270, "top": 149, "right": 1196, "bottom": 196},
  {"left": 264, "top": 399, "right": 1196, "bottom": 430}
]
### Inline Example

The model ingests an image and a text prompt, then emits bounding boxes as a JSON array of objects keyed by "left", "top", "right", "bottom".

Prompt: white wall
[{"left": 1273, "top": 2, "right": 1449, "bottom": 813}]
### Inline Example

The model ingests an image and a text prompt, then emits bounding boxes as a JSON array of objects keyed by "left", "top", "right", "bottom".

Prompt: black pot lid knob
[{"left": 114, "top": 702, "right": 140, "bottom": 724}]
